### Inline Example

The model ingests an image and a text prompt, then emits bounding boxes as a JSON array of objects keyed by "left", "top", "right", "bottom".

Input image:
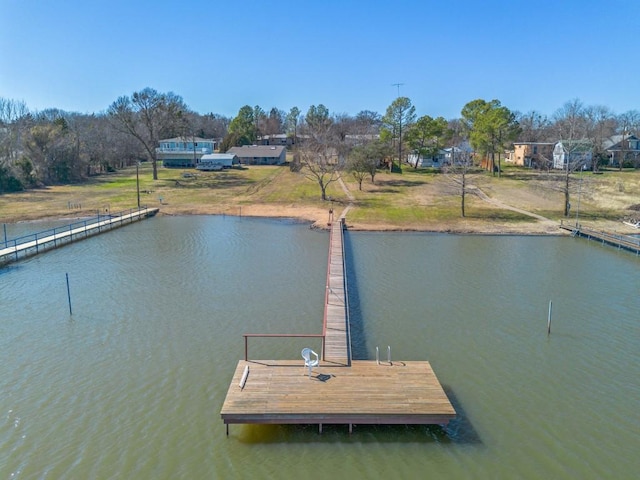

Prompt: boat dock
[
  {"left": 220, "top": 360, "right": 455, "bottom": 433},
  {"left": 560, "top": 221, "right": 640, "bottom": 255},
  {"left": 0, "top": 206, "right": 159, "bottom": 266},
  {"left": 220, "top": 218, "right": 455, "bottom": 434},
  {"left": 323, "top": 220, "right": 351, "bottom": 365}
]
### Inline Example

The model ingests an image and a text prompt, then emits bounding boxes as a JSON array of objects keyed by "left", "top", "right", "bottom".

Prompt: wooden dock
[
  {"left": 560, "top": 221, "right": 640, "bottom": 255},
  {"left": 221, "top": 217, "right": 456, "bottom": 434},
  {"left": 0, "top": 207, "right": 159, "bottom": 266},
  {"left": 323, "top": 219, "right": 351, "bottom": 365},
  {"left": 220, "top": 360, "right": 455, "bottom": 433}
]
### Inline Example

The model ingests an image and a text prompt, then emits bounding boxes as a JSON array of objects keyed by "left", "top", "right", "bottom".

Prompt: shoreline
[
  {"left": 4, "top": 208, "right": 566, "bottom": 235},
  {"left": 4, "top": 200, "right": 635, "bottom": 238}
]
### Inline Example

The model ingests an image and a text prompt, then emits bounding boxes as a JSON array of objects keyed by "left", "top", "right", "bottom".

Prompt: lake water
[{"left": 1, "top": 216, "right": 639, "bottom": 479}]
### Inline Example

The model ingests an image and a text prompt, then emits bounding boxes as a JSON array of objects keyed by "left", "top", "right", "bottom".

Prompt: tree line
[{"left": 1, "top": 88, "right": 639, "bottom": 196}]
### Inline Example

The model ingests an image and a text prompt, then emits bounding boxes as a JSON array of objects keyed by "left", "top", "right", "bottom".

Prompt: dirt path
[
  {"left": 467, "top": 184, "right": 557, "bottom": 225},
  {"left": 337, "top": 175, "right": 355, "bottom": 220}
]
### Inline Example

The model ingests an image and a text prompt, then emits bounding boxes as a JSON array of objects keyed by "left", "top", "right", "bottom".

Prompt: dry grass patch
[{"left": 2, "top": 162, "right": 639, "bottom": 234}]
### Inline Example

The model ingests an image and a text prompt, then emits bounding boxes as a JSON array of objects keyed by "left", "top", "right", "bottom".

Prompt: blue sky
[{"left": 1, "top": 0, "right": 638, "bottom": 120}]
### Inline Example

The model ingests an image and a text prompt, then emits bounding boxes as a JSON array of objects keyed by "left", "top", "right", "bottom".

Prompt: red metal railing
[{"left": 242, "top": 333, "right": 325, "bottom": 361}]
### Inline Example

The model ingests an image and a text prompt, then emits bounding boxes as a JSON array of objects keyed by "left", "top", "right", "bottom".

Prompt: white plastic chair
[{"left": 301, "top": 348, "right": 319, "bottom": 378}]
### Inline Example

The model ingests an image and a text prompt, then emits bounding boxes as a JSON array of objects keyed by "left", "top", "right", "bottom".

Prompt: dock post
[
  {"left": 547, "top": 301, "right": 552, "bottom": 335},
  {"left": 387, "top": 346, "right": 391, "bottom": 365},
  {"left": 66, "top": 273, "right": 73, "bottom": 316},
  {"left": 376, "top": 346, "right": 379, "bottom": 365}
]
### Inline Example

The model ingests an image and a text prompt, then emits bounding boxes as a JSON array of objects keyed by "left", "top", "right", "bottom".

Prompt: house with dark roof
[
  {"left": 226, "top": 145, "right": 286, "bottom": 165},
  {"left": 257, "top": 134, "right": 293, "bottom": 147},
  {"left": 604, "top": 134, "right": 640, "bottom": 167}
]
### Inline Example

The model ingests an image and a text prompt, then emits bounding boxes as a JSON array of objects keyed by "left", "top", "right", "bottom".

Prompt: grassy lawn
[{"left": 1, "top": 162, "right": 639, "bottom": 234}]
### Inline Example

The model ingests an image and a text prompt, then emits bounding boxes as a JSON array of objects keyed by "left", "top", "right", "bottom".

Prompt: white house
[
  {"left": 552, "top": 141, "right": 592, "bottom": 169},
  {"left": 408, "top": 150, "right": 446, "bottom": 168},
  {"left": 157, "top": 137, "right": 216, "bottom": 168},
  {"left": 197, "top": 153, "right": 238, "bottom": 171},
  {"left": 408, "top": 146, "right": 466, "bottom": 168}
]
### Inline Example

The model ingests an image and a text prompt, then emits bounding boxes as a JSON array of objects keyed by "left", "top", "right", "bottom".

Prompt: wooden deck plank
[
  {"left": 221, "top": 360, "right": 455, "bottom": 425},
  {"left": 322, "top": 221, "right": 350, "bottom": 364}
]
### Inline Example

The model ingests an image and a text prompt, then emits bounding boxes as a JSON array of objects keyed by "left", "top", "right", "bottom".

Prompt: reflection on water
[{"left": 1, "top": 216, "right": 639, "bottom": 479}]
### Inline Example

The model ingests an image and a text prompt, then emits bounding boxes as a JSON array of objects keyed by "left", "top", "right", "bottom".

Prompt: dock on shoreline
[
  {"left": 560, "top": 221, "right": 640, "bottom": 255},
  {"left": 0, "top": 206, "right": 159, "bottom": 266},
  {"left": 221, "top": 219, "right": 455, "bottom": 434}
]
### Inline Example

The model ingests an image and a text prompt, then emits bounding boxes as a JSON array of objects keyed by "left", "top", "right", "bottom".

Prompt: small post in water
[
  {"left": 547, "top": 300, "right": 552, "bottom": 335},
  {"left": 387, "top": 345, "right": 391, "bottom": 364},
  {"left": 66, "top": 273, "right": 73, "bottom": 316},
  {"left": 376, "top": 346, "right": 379, "bottom": 365}
]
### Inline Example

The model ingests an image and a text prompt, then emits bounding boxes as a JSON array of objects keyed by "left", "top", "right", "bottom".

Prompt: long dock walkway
[
  {"left": 221, "top": 214, "right": 456, "bottom": 434},
  {"left": 560, "top": 221, "right": 640, "bottom": 255},
  {"left": 0, "top": 206, "right": 159, "bottom": 266},
  {"left": 323, "top": 219, "right": 351, "bottom": 365}
]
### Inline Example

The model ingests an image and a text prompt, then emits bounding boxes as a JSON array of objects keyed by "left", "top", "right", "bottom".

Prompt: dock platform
[
  {"left": 221, "top": 217, "right": 456, "bottom": 434},
  {"left": 0, "top": 206, "right": 159, "bottom": 265},
  {"left": 221, "top": 360, "right": 455, "bottom": 432},
  {"left": 560, "top": 222, "right": 640, "bottom": 255}
]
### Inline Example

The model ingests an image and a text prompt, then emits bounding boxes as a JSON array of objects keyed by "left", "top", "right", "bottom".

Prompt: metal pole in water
[
  {"left": 547, "top": 300, "right": 552, "bottom": 335},
  {"left": 387, "top": 345, "right": 391, "bottom": 364},
  {"left": 376, "top": 346, "right": 379, "bottom": 365},
  {"left": 66, "top": 273, "right": 73, "bottom": 316},
  {"left": 136, "top": 163, "right": 140, "bottom": 208}
]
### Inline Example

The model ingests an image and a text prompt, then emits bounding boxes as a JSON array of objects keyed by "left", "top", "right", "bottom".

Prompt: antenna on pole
[{"left": 391, "top": 83, "right": 404, "bottom": 97}]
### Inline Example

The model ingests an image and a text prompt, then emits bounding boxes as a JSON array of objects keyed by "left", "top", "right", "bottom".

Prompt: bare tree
[
  {"left": 584, "top": 105, "right": 616, "bottom": 172},
  {"left": 263, "top": 108, "right": 285, "bottom": 136},
  {"left": 346, "top": 140, "right": 387, "bottom": 189},
  {"left": 552, "top": 99, "right": 590, "bottom": 216},
  {"left": 184, "top": 111, "right": 229, "bottom": 141},
  {"left": 295, "top": 105, "right": 342, "bottom": 200},
  {"left": 353, "top": 110, "right": 382, "bottom": 136},
  {"left": 0, "top": 98, "right": 31, "bottom": 191},
  {"left": 445, "top": 147, "right": 474, "bottom": 217},
  {"left": 515, "top": 110, "right": 553, "bottom": 142},
  {"left": 24, "top": 113, "right": 86, "bottom": 184},
  {"left": 108, "top": 88, "right": 189, "bottom": 180}
]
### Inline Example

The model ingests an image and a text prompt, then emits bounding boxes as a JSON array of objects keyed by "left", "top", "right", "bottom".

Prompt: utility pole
[
  {"left": 392, "top": 83, "right": 404, "bottom": 98},
  {"left": 391, "top": 83, "right": 405, "bottom": 172},
  {"left": 136, "top": 163, "right": 140, "bottom": 208}
]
